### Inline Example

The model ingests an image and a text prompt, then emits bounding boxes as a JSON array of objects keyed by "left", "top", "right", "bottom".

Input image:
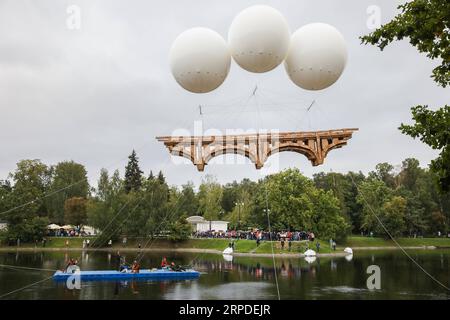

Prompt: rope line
[
  {"left": 348, "top": 174, "right": 450, "bottom": 292},
  {"left": 0, "top": 264, "right": 57, "bottom": 272},
  {"left": 264, "top": 181, "right": 281, "bottom": 300},
  {"left": 0, "top": 275, "right": 53, "bottom": 299}
]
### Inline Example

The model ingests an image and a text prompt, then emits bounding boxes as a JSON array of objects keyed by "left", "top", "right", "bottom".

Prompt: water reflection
[
  {"left": 305, "top": 256, "right": 316, "bottom": 264},
  {"left": 222, "top": 254, "right": 233, "bottom": 262},
  {"left": 0, "top": 250, "right": 449, "bottom": 300},
  {"left": 165, "top": 281, "right": 273, "bottom": 300}
]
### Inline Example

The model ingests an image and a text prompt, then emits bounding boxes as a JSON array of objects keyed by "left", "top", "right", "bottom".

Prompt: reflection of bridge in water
[{"left": 157, "top": 128, "right": 358, "bottom": 171}]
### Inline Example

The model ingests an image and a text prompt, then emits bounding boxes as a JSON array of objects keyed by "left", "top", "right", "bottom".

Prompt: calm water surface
[{"left": 0, "top": 250, "right": 449, "bottom": 299}]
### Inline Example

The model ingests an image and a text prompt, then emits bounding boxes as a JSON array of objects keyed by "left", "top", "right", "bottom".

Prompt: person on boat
[
  {"left": 169, "top": 262, "right": 186, "bottom": 272},
  {"left": 119, "top": 256, "right": 130, "bottom": 273},
  {"left": 161, "top": 257, "right": 169, "bottom": 268},
  {"left": 64, "top": 258, "right": 78, "bottom": 272},
  {"left": 116, "top": 251, "right": 129, "bottom": 272},
  {"left": 131, "top": 260, "right": 140, "bottom": 273}
]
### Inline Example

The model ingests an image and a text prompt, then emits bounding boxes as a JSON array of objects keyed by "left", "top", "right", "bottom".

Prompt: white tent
[{"left": 47, "top": 224, "right": 61, "bottom": 230}]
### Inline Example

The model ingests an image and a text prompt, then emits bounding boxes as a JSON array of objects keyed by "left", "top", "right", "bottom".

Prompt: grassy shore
[
  {"left": 341, "top": 236, "right": 450, "bottom": 248},
  {"left": 1, "top": 236, "right": 449, "bottom": 255}
]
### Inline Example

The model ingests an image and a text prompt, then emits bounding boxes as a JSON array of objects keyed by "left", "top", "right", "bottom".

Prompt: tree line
[{"left": 0, "top": 150, "right": 449, "bottom": 244}]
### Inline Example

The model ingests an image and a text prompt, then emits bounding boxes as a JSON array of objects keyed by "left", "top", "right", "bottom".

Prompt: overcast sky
[{"left": 0, "top": 0, "right": 448, "bottom": 188}]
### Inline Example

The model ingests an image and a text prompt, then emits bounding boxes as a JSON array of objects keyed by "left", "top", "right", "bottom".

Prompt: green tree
[
  {"left": 361, "top": 0, "right": 450, "bottom": 191},
  {"left": 124, "top": 150, "right": 143, "bottom": 193},
  {"left": 396, "top": 188, "right": 428, "bottom": 236},
  {"left": 221, "top": 181, "right": 239, "bottom": 213},
  {"left": 96, "top": 168, "right": 110, "bottom": 201},
  {"left": 3, "top": 160, "right": 51, "bottom": 242},
  {"left": 381, "top": 196, "right": 407, "bottom": 238},
  {"left": 157, "top": 171, "right": 166, "bottom": 185},
  {"left": 369, "top": 163, "right": 396, "bottom": 189},
  {"left": 252, "top": 169, "right": 349, "bottom": 240},
  {"left": 0, "top": 180, "right": 12, "bottom": 215},
  {"left": 313, "top": 171, "right": 365, "bottom": 233},
  {"left": 399, "top": 158, "right": 423, "bottom": 192},
  {"left": 400, "top": 106, "right": 450, "bottom": 191},
  {"left": 64, "top": 197, "right": 88, "bottom": 228},
  {"left": 46, "top": 161, "right": 89, "bottom": 224},
  {"left": 226, "top": 189, "right": 253, "bottom": 230},
  {"left": 357, "top": 179, "right": 393, "bottom": 235},
  {"left": 125, "top": 178, "right": 170, "bottom": 238},
  {"left": 177, "top": 182, "right": 199, "bottom": 216},
  {"left": 430, "top": 210, "right": 447, "bottom": 234},
  {"left": 87, "top": 169, "right": 125, "bottom": 245},
  {"left": 168, "top": 215, "right": 192, "bottom": 241},
  {"left": 310, "top": 189, "right": 350, "bottom": 241},
  {"left": 198, "top": 175, "right": 223, "bottom": 221}
]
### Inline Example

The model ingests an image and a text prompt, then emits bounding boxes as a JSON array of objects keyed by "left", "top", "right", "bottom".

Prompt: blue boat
[{"left": 53, "top": 268, "right": 200, "bottom": 282}]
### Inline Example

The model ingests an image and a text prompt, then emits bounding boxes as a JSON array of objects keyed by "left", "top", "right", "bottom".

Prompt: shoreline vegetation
[{"left": 1, "top": 236, "right": 449, "bottom": 257}]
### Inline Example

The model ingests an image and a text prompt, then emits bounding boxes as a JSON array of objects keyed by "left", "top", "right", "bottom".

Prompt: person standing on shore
[{"left": 332, "top": 241, "right": 336, "bottom": 251}]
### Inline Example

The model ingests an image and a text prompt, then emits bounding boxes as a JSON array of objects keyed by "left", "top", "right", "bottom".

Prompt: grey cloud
[{"left": 0, "top": 0, "right": 447, "bottom": 188}]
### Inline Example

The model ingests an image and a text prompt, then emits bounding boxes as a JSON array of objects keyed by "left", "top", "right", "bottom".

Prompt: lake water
[{"left": 0, "top": 249, "right": 449, "bottom": 299}]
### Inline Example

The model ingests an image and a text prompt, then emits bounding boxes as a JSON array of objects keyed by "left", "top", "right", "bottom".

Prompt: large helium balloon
[
  {"left": 228, "top": 5, "right": 290, "bottom": 73},
  {"left": 284, "top": 23, "right": 348, "bottom": 91},
  {"left": 169, "top": 27, "right": 231, "bottom": 93}
]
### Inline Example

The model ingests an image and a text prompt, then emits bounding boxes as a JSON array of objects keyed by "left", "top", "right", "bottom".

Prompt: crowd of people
[
  {"left": 193, "top": 229, "right": 318, "bottom": 242},
  {"left": 47, "top": 227, "right": 92, "bottom": 237},
  {"left": 193, "top": 229, "right": 340, "bottom": 252}
]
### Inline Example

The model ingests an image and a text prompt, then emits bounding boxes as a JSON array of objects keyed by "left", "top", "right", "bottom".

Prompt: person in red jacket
[{"left": 161, "top": 257, "right": 168, "bottom": 268}]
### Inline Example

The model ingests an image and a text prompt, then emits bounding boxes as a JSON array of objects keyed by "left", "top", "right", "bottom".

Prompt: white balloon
[
  {"left": 228, "top": 5, "right": 291, "bottom": 73},
  {"left": 169, "top": 27, "right": 231, "bottom": 93},
  {"left": 284, "top": 23, "right": 348, "bottom": 91}
]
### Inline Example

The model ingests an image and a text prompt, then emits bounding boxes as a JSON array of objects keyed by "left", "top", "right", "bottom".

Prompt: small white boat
[
  {"left": 223, "top": 247, "right": 233, "bottom": 255},
  {"left": 344, "top": 247, "right": 353, "bottom": 254},
  {"left": 304, "top": 249, "right": 316, "bottom": 257}
]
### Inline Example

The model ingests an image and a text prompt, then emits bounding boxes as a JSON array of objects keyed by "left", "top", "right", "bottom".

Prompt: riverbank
[{"left": 1, "top": 236, "right": 449, "bottom": 257}]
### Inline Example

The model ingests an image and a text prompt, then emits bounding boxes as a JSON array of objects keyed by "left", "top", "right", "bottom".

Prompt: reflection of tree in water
[{"left": 190, "top": 256, "right": 322, "bottom": 282}]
